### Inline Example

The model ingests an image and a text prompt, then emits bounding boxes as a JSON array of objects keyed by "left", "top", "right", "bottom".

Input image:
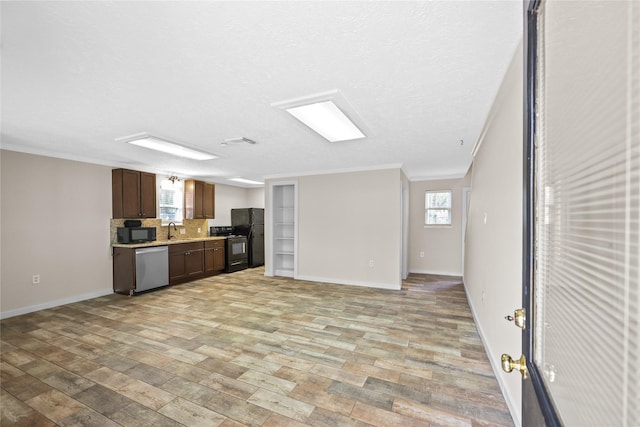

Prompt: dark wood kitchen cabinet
[
  {"left": 184, "top": 180, "right": 215, "bottom": 219},
  {"left": 205, "top": 240, "right": 225, "bottom": 274},
  {"left": 112, "top": 168, "right": 156, "bottom": 218},
  {"left": 203, "top": 182, "right": 215, "bottom": 218},
  {"left": 112, "top": 247, "right": 135, "bottom": 294},
  {"left": 169, "top": 241, "right": 204, "bottom": 284}
]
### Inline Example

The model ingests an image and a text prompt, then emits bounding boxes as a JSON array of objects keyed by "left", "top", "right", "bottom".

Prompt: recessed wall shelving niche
[{"left": 272, "top": 183, "right": 296, "bottom": 277}]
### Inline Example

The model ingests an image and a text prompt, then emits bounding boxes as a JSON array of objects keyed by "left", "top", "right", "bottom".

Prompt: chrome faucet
[{"left": 167, "top": 222, "right": 177, "bottom": 240}]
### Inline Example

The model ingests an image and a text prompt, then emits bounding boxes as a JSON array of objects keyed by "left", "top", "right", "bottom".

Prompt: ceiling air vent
[{"left": 221, "top": 137, "right": 257, "bottom": 146}]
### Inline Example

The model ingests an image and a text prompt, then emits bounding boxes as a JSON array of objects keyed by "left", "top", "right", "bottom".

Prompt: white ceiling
[{"left": 1, "top": 1, "right": 522, "bottom": 187}]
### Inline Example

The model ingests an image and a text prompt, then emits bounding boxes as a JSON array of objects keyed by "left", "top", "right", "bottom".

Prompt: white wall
[
  {"left": 246, "top": 187, "right": 265, "bottom": 209},
  {"left": 409, "top": 177, "right": 470, "bottom": 276},
  {"left": 464, "top": 41, "right": 523, "bottom": 425},
  {"left": 266, "top": 168, "right": 404, "bottom": 290},
  {"left": 208, "top": 184, "right": 265, "bottom": 227},
  {"left": 0, "top": 150, "right": 114, "bottom": 318},
  {"left": 0, "top": 150, "right": 265, "bottom": 318}
]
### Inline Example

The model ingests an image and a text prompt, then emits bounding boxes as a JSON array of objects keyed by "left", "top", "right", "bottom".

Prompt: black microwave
[{"left": 117, "top": 227, "right": 156, "bottom": 244}]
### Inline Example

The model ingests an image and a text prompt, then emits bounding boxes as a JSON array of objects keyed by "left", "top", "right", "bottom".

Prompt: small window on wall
[
  {"left": 159, "top": 178, "right": 183, "bottom": 224},
  {"left": 425, "top": 190, "right": 452, "bottom": 226}
]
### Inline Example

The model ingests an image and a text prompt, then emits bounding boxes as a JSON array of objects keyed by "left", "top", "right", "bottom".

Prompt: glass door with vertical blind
[{"left": 522, "top": 0, "right": 639, "bottom": 425}]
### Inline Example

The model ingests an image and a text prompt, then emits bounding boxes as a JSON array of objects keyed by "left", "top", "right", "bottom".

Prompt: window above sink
[{"left": 158, "top": 177, "right": 183, "bottom": 225}]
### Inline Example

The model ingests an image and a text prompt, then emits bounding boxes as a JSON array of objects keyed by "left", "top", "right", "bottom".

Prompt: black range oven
[
  {"left": 210, "top": 227, "right": 248, "bottom": 272},
  {"left": 226, "top": 235, "right": 248, "bottom": 272}
]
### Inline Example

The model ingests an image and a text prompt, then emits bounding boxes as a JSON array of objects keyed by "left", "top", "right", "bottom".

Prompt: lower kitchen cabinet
[
  {"left": 205, "top": 240, "right": 225, "bottom": 274},
  {"left": 113, "top": 238, "right": 228, "bottom": 293},
  {"left": 169, "top": 241, "right": 204, "bottom": 284},
  {"left": 113, "top": 247, "right": 135, "bottom": 294},
  {"left": 113, "top": 246, "right": 170, "bottom": 295}
]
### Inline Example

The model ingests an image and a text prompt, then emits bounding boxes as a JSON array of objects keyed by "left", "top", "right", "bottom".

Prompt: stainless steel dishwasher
[{"left": 135, "top": 246, "right": 169, "bottom": 293}]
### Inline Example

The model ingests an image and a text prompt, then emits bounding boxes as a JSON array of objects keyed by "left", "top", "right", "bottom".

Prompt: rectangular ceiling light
[
  {"left": 229, "top": 178, "right": 264, "bottom": 185},
  {"left": 285, "top": 100, "right": 365, "bottom": 142},
  {"left": 125, "top": 134, "right": 217, "bottom": 160}
]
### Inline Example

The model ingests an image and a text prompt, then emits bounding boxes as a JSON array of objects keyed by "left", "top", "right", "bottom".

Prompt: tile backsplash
[{"left": 110, "top": 218, "right": 209, "bottom": 244}]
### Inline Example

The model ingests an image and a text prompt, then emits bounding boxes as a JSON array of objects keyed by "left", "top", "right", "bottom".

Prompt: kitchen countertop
[{"left": 112, "top": 236, "right": 227, "bottom": 249}]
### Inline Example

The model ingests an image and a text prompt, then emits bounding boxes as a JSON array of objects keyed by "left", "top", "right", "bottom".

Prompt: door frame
[
  {"left": 522, "top": 1, "right": 561, "bottom": 425},
  {"left": 461, "top": 186, "right": 471, "bottom": 275},
  {"left": 401, "top": 180, "right": 409, "bottom": 280},
  {"left": 265, "top": 180, "right": 298, "bottom": 278}
]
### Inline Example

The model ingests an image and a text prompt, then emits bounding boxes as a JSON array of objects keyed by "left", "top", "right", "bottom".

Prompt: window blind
[{"left": 534, "top": 1, "right": 639, "bottom": 425}]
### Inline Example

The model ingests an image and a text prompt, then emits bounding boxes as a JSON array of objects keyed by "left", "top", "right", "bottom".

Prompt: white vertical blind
[{"left": 534, "top": 1, "right": 639, "bottom": 425}]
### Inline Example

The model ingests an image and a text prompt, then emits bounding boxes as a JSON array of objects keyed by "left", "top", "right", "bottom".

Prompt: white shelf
[{"left": 272, "top": 184, "right": 296, "bottom": 277}]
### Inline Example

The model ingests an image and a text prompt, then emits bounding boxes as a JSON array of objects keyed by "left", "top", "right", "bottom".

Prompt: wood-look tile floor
[{"left": 1, "top": 268, "right": 513, "bottom": 426}]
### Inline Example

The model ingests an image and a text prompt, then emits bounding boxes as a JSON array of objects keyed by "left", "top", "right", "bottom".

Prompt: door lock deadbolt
[{"left": 504, "top": 308, "right": 526, "bottom": 329}]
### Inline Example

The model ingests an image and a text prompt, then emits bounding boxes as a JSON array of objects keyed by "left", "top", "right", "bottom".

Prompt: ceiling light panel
[
  {"left": 229, "top": 178, "right": 264, "bottom": 185},
  {"left": 121, "top": 133, "right": 217, "bottom": 160},
  {"left": 272, "top": 89, "right": 368, "bottom": 143},
  {"left": 286, "top": 101, "right": 365, "bottom": 142}
]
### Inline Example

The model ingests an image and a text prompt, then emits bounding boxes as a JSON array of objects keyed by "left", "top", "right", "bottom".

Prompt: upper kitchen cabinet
[
  {"left": 112, "top": 168, "right": 156, "bottom": 218},
  {"left": 184, "top": 180, "right": 215, "bottom": 219}
]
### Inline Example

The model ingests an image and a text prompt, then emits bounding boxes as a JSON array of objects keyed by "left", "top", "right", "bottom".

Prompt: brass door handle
[
  {"left": 504, "top": 308, "right": 526, "bottom": 329},
  {"left": 501, "top": 354, "right": 528, "bottom": 379}
]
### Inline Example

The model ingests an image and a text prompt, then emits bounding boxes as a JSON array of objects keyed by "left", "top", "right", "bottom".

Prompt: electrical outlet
[
  {"left": 368, "top": 260, "right": 374, "bottom": 267},
  {"left": 180, "top": 228, "right": 186, "bottom": 235},
  {"left": 197, "top": 228, "right": 201, "bottom": 233},
  {"left": 32, "top": 275, "right": 40, "bottom": 285},
  {"left": 419, "top": 251, "right": 425, "bottom": 258}
]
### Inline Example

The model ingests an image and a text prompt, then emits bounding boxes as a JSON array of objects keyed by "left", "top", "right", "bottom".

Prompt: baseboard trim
[
  {"left": 295, "top": 275, "right": 401, "bottom": 290},
  {"left": 0, "top": 289, "right": 114, "bottom": 320},
  {"left": 409, "top": 268, "right": 462, "bottom": 277},
  {"left": 462, "top": 281, "right": 521, "bottom": 427},
  {"left": 274, "top": 269, "right": 294, "bottom": 278}
]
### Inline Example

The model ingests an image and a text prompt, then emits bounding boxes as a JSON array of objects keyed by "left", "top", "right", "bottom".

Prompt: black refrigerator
[{"left": 231, "top": 208, "right": 264, "bottom": 268}]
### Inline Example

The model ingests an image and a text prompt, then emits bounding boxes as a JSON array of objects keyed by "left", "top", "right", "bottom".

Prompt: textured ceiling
[{"left": 1, "top": 1, "right": 522, "bottom": 186}]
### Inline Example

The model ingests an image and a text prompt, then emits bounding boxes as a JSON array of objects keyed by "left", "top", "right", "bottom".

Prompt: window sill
[{"left": 424, "top": 224, "right": 453, "bottom": 229}]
